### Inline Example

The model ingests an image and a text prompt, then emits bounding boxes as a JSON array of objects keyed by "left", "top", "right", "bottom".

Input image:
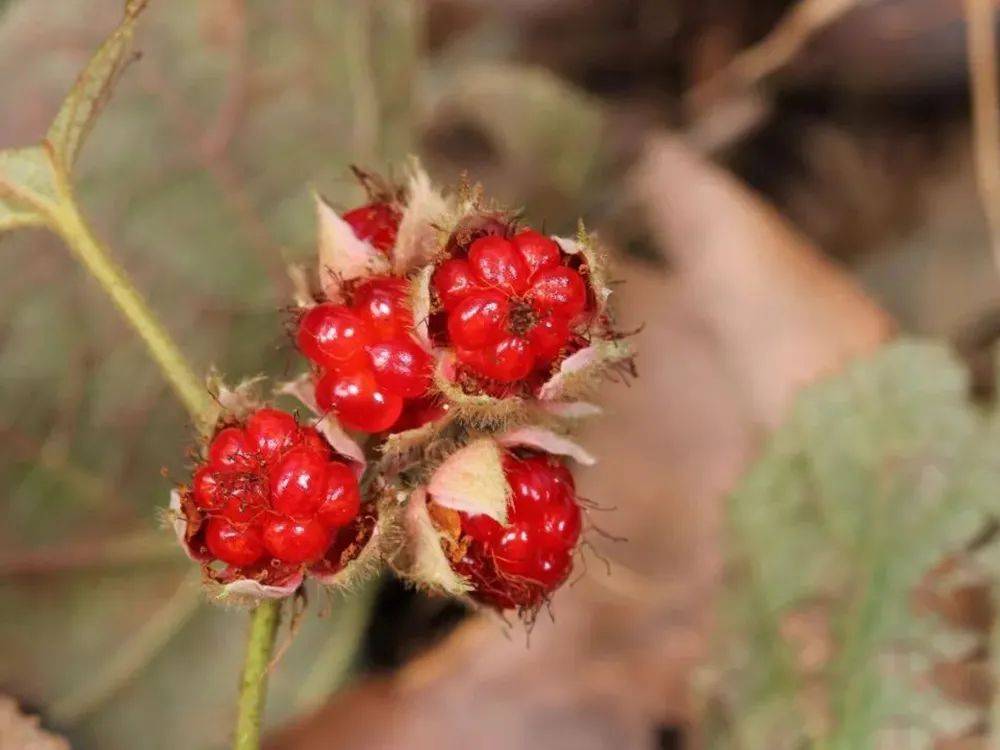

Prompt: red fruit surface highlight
[
  {"left": 263, "top": 517, "right": 331, "bottom": 564},
  {"left": 512, "top": 229, "right": 561, "bottom": 278},
  {"left": 352, "top": 277, "right": 413, "bottom": 342},
  {"left": 434, "top": 225, "right": 592, "bottom": 388},
  {"left": 208, "top": 427, "right": 255, "bottom": 470},
  {"left": 433, "top": 258, "right": 477, "bottom": 311},
  {"left": 442, "top": 451, "right": 583, "bottom": 610},
  {"left": 342, "top": 201, "right": 401, "bottom": 253},
  {"left": 447, "top": 291, "right": 509, "bottom": 349},
  {"left": 480, "top": 336, "right": 534, "bottom": 383},
  {"left": 269, "top": 447, "right": 329, "bottom": 518},
  {"left": 182, "top": 408, "right": 365, "bottom": 580},
  {"left": 315, "top": 369, "right": 404, "bottom": 433},
  {"left": 205, "top": 517, "right": 265, "bottom": 567},
  {"left": 246, "top": 408, "right": 300, "bottom": 462},
  {"left": 316, "top": 463, "right": 362, "bottom": 528},
  {"left": 468, "top": 235, "right": 530, "bottom": 295},
  {"left": 368, "top": 339, "right": 432, "bottom": 398},
  {"left": 528, "top": 266, "right": 588, "bottom": 320},
  {"left": 297, "top": 304, "right": 373, "bottom": 371}
]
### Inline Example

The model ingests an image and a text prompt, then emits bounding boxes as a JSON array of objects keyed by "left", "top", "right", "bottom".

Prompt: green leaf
[
  {"left": 707, "top": 340, "right": 998, "bottom": 748},
  {"left": 0, "top": 146, "right": 58, "bottom": 231},
  {"left": 45, "top": 0, "right": 149, "bottom": 171}
]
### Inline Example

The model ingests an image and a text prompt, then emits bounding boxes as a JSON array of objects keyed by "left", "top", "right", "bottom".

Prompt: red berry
[
  {"left": 192, "top": 466, "right": 223, "bottom": 510},
  {"left": 246, "top": 408, "right": 299, "bottom": 462},
  {"left": 480, "top": 336, "right": 534, "bottom": 383},
  {"left": 447, "top": 291, "right": 509, "bottom": 349},
  {"left": 539, "top": 496, "right": 582, "bottom": 549},
  {"left": 527, "top": 313, "right": 571, "bottom": 364},
  {"left": 528, "top": 266, "right": 587, "bottom": 320},
  {"left": 316, "top": 462, "right": 361, "bottom": 528},
  {"left": 299, "top": 427, "right": 333, "bottom": 458},
  {"left": 433, "top": 258, "right": 478, "bottom": 311},
  {"left": 461, "top": 511, "right": 504, "bottom": 544},
  {"left": 342, "top": 202, "right": 400, "bottom": 253},
  {"left": 263, "top": 517, "right": 331, "bottom": 564},
  {"left": 315, "top": 369, "right": 404, "bottom": 433},
  {"left": 390, "top": 395, "right": 449, "bottom": 432},
  {"left": 297, "top": 304, "right": 372, "bottom": 371},
  {"left": 352, "top": 277, "right": 413, "bottom": 342},
  {"left": 512, "top": 230, "right": 561, "bottom": 278},
  {"left": 533, "top": 547, "right": 573, "bottom": 588},
  {"left": 269, "top": 447, "right": 328, "bottom": 518},
  {"left": 367, "top": 339, "right": 432, "bottom": 398},
  {"left": 205, "top": 517, "right": 265, "bottom": 567},
  {"left": 208, "top": 427, "right": 255, "bottom": 470},
  {"left": 468, "top": 235, "right": 530, "bottom": 295},
  {"left": 451, "top": 451, "right": 582, "bottom": 610},
  {"left": 493, "top": 524, "right": 535, "bottom": 579},
  {"left": 219, "top": 489, "right": 265, "bottom": 525}
]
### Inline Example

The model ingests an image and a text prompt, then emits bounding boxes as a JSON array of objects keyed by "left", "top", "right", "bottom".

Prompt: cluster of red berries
[
  {"left": 432, "top": 230, "right": 589, "bottom": 385},
  {"left": 188, "top": 408, "right": 361, "bottom": 569},
  {"left": 296, "top": 203, "right": 442, "bottom": 434},
  {"left": 450, "top": 451, "right": 582, "bottom": 609}
]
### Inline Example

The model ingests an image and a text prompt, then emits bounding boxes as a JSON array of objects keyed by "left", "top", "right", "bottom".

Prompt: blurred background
[{"left": 1, "top": 1, "right": 998, "bottom": 748}]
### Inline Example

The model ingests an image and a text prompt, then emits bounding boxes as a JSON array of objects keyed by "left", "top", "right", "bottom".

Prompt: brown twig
[
  {"left": 965, "top": 0, "right": 1000, "bottom": 280},
  {"left": 684, "top": 0, "right": 863, "bottom": 153}
]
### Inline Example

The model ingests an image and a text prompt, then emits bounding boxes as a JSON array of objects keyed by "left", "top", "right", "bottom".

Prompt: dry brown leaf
[{"left": 0, "top": 696, "right": 69, "bottom": 750}]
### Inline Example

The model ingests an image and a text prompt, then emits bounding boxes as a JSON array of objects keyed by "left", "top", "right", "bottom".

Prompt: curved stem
[
  {"left": 48, "top": 185, "right": 216, "bottom": 432},
  {"left": 233, "top": 599, "right": 282, "bottom": 750}
]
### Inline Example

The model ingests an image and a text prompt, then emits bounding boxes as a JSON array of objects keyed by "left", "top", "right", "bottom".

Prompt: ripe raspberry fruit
[
  {"left": 431, "top": 229, "right": 590, "bottom": 386},
  {"left": 296, "top": 202, "right": 439, "bottom": 434},
  {"left": 342, "top": 201, "right": 401, "bottom": 253},
  {"left": 181, "top": 409, "right": 364, "bottom": 578},
  {"left": 444, "top": 451, "right": 583, "bottom": 610}
]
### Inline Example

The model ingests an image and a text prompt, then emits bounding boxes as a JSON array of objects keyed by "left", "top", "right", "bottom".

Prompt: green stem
[
  {"left": 233, "top": 599, "right": 282, "bottom": 750},
  {"left": 48, "top": 183, "right": 215, "bottom": 431}
]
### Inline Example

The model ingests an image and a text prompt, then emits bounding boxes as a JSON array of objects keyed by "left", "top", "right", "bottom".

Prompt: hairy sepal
[
  {"left": 276, "top": 374, "right": 366, "bottom": 469},
  {"left": 537, "top": 338, "right": 633, "bottom": 403},
  {"left": 393, "top": 159, "right": 452, "bottom": 274},
  {"left": 497, "top": 426, "right": 596, "bottom": 465},
  {"left": 316, "top": 192, "right": 390, "bottom": 301},
  {"left": 395, "top": 488, "right": 472, "bottom": 596},
  {"left": 426, "top": 438, "right": 510, "bottom": 523},
  {"left": 554, "top": 224, "right": 613, "bottom": 316}
]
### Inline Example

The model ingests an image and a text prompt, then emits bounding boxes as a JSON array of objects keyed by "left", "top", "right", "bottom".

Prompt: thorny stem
[
  {"left": 48, "top": 161, "right": 216, "bottom": 433},
  {"left": 233, "top": 599, "right": 282, "bottom": 750}
]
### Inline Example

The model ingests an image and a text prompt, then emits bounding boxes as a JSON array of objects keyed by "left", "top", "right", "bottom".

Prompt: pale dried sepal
[
  {"left": 309, "top": 520, "right": 383, "bottom": 589},
  {"left": 277, "top": 374, "right": 366, "bottom": 466},
  {"left": 316, "top": 192, "right": 390, "bottom": 301},
  {"left": 0, "top": 695, "right": 70, "bottom": 750},
  {"left": 498, "top": 426, "right": 596, "bottom": 466},
  {"left": 410, "top": 265, "right": 435, "bottom": 352},
  {"left": 540, "top": 401, "right": 603, "bottom": 420},
  {"left": 537, "top": 339, "right": 632, "bottom": 402},
  {"left": 427, "top": 438, "right": 509, "bottom": 522},
  {"left": 287, "top": 263, "right": 313, "bottom": 308},
  {"left": 394, "top": 159, "right": 451, "bottom": 273},
  {"left": 399, "top": 488, "right": 472, "bottom": 595},
  {"left": 554, "top": 226, "right": 613, "bottom": 314},
  {"left": 213, "top": 375, "right": 267, "bottom": 419},
  {"left": 217, "top": 575, "right": 303, "bottom": 602},
  {"left": 168, "top": 489, "right": 198, "bottom": 561}
]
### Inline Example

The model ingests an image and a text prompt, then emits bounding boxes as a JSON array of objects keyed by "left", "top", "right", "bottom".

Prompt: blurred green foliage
[{"left": 708, "top": 341, "right": 1000, "bottom": 748}]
